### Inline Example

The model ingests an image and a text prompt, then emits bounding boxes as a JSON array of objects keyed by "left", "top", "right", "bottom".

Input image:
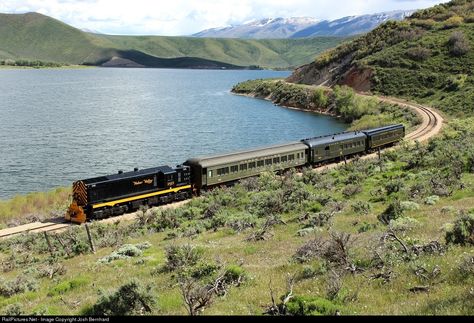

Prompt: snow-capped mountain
[
  {"left": 192, "top": 10, "right": 415, "bottom": 39},
  {"left": 192, "top": 17, "right": 320, "bottom": 39},
  {"left": 291, "top": 10, "right": 414, "bottom": 38}
]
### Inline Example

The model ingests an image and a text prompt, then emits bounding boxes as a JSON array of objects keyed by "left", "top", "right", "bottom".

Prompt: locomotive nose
[{"left": 66, "top": 201, "right": 86, "bottom": 224}]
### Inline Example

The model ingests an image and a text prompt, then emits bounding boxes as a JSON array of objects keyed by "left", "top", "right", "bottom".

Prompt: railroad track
[
  {"left": 376, "top": 96, "right": 443, "bottom": 142},
  {"left": 0, "top": 199, "right": 191, "bottom": 240},
  {"left": 0, "top": 95, "right": 443, "bottom": 240},
  {"left": 0, "top": 220, "right": 71, "bottom": 239}
]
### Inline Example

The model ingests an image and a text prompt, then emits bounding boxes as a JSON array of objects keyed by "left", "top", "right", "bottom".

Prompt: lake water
[{"left": 0, "top": 68, "right": 347, "bottom": 200}]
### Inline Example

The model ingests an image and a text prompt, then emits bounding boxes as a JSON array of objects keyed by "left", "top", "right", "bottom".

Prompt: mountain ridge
[
  {"left": 0, "top": 12, "right": 346, "bottom": 69},
  {"left": 193, "top": 10, "right": 415, "bottom": 39}
]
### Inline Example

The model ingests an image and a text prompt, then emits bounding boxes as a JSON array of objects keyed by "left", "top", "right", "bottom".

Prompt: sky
[{"left": 0, "top": 0, "right": 451, "bottom": 36}]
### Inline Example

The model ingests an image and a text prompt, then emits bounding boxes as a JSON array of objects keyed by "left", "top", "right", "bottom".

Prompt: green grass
[{"left": 0, "top": 12, "right": 346, "bottom": 69}]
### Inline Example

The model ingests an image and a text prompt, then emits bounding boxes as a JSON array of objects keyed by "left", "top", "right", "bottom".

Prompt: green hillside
[
  {"left": 0, "top": 12, "right": 346, "bottom": 69},
  {"left": 287, "top": 0, "right": 474, "bottom": 116}
]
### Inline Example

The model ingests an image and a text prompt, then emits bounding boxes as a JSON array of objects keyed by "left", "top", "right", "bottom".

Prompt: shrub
[
  {"left": 448, "top": 31, "right": 470, "bottom": 56},
  {"left": 82, "top": 281, "right": 154, "bottom": 315},
  {"left": 342, "top": 185, "right": 362, "bottom": 198},
  {"left": 378, "top": 199, "right": 404, "bottom": 225},
  {"left": 410, "top": 18, "right": 436, "bottom": 29},
  {"left": 3, "top": 304, "right": 23, "bottom": 315},
  {"left": 424, "top": 195, "right": 440, "bottom": 205},
  {"left": 389, "top": 217, "right": 421, "bottom": 232},
  {"left": 351, "top": 201, "right": 372, "bottom": 215},
  {"left": 466, "top": 14, "right": 474, "bottom": 23},
  {"left": 224, "top": 212, "right": 258, "bottom": 232},
  {"left": 400, "top": 201, "right": 420, "bottom": 211},
  {"left": 223, "top": 264, "right": 247, "bottom": 284},
  {"left": 357, "top": 222, "right": 377, "bottom": 233},
  {"left": 445, "top": 213, "right": 474, "bottom": 245},
  {"left": 297, "top": 262, "right": 327, "bottom": 280},
  {"left": 385, "top": 179, "right": 404, "bottom": 195},
  {"left": 164, "top": 244, "right": 203, "bottom": 271},
  {"left": 0, "top": 276, "right": 38, "bottom": 297},
  {"left": 149, "top": 208, "right": 182, "bottom": 232},
  {"left": 306, "top": 212, "right": 334, "bottom": 227},
  {"left": 285, "top": 296, "right": 340, "bottom": 316},
  {"left": 440, "top": 206, "right": 457, "bottom": 215},
  {"left": 443, "top": 15, "right": 463, "bottom": 29},
  {"left": 311, "top": 88, "right": 329, "bottom": 108},
  {"left": 293, "top": 238, "right": 327, "bottom": 263},
  {"left": 304, "top": 201, "right": 323, "bottom": 213},
  {"left": 458, "top": 255, "right": 474, "bottom": 279},
  {"left": 189, "top": 262, "right": 219, "bottom": 279},
  {"left": 446, "top": 74, "right": 468, "bottom": 91},
  {"left": 406, "top": 46, "right": 432, "bottom": 61},
  {"left": 98, "top": 243, "right": 150, "bottom": 264}
]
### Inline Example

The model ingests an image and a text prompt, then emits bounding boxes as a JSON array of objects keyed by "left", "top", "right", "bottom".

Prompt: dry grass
[{"left": 0, "top": 187, "right": 70, "bottom": 227}]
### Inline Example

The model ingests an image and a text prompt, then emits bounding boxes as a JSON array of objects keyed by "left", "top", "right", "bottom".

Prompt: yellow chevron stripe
[{"left": 92, "top": 185, "right": 191, "bottom": 209}]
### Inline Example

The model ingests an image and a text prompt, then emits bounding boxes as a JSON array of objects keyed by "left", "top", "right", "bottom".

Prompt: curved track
[
  {"left": 376, "top": 95, "right": 443, "bottom": 142},
  {"left": 0, "top": 94, "right": 443, "bottom": 239}
]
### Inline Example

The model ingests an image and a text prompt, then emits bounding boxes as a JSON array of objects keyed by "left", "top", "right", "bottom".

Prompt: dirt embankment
[{"left": 286, "top": 52, "right": 373, "bottom": 92}]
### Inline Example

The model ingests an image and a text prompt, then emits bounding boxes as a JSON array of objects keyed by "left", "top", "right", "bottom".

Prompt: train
[{"left": 65, "top": 124, "right": 405, "bottom": 223}]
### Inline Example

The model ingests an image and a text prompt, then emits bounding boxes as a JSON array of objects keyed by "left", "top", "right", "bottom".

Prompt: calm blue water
[{"left": 0, "top": 68, "right": 346, "bottom": 199}]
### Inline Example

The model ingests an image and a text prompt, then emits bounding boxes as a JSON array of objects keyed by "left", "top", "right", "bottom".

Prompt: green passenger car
[
  {"left": 302, "top": 131, "right": 367, "bottom": 164},
  {"left": 184, "top": 142, "right": 308, "bottom": 192},
  {"left": 363, "top": 124, "right": 405, "bottom": 149}
]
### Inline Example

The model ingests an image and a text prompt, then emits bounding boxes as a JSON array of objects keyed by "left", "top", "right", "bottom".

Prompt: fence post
[
  {"left": 85, "top": 223, "right": 95, "bottom": 253},
  {"left": 43, "top": 231, "right": 54, "bottom": 257}
]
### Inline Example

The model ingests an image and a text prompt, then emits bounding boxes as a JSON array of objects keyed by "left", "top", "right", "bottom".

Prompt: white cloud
[{"left": 0, "top": 0, "right": 450, "bottom": 35}]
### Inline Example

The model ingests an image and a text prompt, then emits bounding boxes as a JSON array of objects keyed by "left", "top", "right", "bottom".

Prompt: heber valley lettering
[{"left": 133, "top": 178, "right": 153, "bottom": 186}]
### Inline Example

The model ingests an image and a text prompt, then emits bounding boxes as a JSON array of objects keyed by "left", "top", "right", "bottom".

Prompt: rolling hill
[
  {"left": 286, "top": 0, "right": 474, "bottom": 115},
  {"left": 0, "top": 12, "right": 347, "bottom": 69}
]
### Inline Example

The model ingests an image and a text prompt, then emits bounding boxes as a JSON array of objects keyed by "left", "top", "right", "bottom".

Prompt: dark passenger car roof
[
  {"left": 361, "top": 124, "right": 405, "bottom": 136},
  {"left": 301, "top": 131, "right": 367, "bottom": 148}
]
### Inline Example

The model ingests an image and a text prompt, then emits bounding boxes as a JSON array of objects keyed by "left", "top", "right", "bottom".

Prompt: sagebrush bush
[
  {"left": 0, "top": 276, "right": 38, "bottom": 297},
  {"left": 445, "top": 213, "right": 474, "bottom": 245},
  {"left": 98, "top": 242, "right": 151, "bottom": 263},
  {"left": 342, "top": 184, "right": 362, "bottom": 198},
  {"left": 389, "top": 217, "right": 421, "bottom": 232},
  {"left": 285, "top": 295, "right": 340, "bottom": 316},
  {"left": 448, "top": 31, "right": 470, "bottom": 56},
  {"left": 82, "top": 281, "right": 155, "bottom": 315},
  {"left": 378, "top": 199, "right": 404, "bottom": 225},
  {"left": 164, "top": 244, "right": 203, "bottom": 271},
  {"left": 458, "top": 255, "right": 474, "bottom": 279}
]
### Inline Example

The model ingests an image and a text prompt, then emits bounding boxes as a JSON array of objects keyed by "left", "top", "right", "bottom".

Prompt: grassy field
[
  {"left": 0, "top": 12, "right": 346, "bottom": 69},
  {"left": 1, "top": 118, "right": 473, "bottom": 315}
]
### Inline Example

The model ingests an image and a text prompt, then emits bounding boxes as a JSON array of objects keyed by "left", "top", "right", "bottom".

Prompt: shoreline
[
  {"left": 231, "top": 90, "right": 342, "bottom": 119},
  {"left": 0, "top": 65, "right": 95, "bottom": 70}
]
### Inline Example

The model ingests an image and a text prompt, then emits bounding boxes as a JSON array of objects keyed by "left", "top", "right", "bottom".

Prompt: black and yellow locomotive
[
  {"left": 66, "top": 165, "right": 191, "bottom": 223},
  {"left": 66, "top": 124, "right": 404, "bottom": 223}
]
